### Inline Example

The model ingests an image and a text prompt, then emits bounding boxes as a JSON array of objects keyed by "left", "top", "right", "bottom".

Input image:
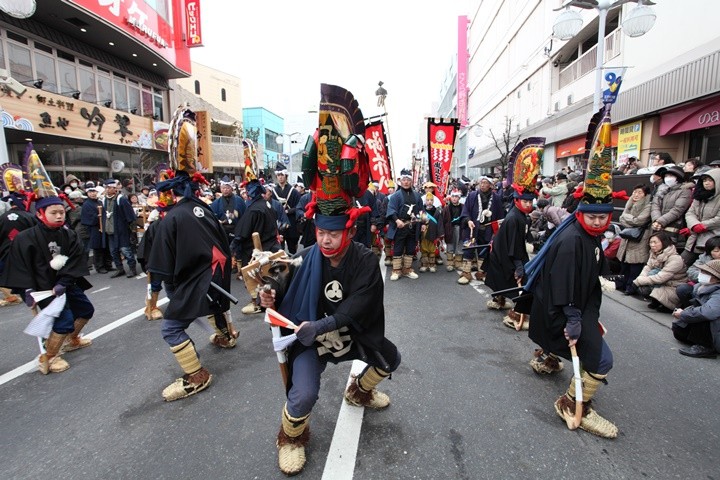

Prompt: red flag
[
  {"left": 427, "top": 118, "right": 459, "bottom": 200},
  {"left": 364, "top": 120, "right": 392, "bottom": 194},
  {"left": 264, "top": 308, "right": 298, "bottom": 329}
]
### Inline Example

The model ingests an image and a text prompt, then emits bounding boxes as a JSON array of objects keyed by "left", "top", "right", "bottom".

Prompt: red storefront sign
[
  {"left": 660, "top": 95, "right": 720, "bottom": 135},
  {"left": 70, "top": 0, "right": 191, "bottom": 74},
  {"left": 185, "top": 0, "right": 203, "bottom": 47}
]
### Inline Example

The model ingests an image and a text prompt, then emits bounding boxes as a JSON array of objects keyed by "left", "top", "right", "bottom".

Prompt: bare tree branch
[{"left": 487, "top": 116, "right": 520, "bottom": 179}]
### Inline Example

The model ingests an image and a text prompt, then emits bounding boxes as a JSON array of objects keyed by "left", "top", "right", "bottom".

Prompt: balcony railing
[
  {"left": 559, "top": 29, "right": 622, "bottom": 89},
  {"left": 211, "top": 135, "right": 242, "bottom": 145}
]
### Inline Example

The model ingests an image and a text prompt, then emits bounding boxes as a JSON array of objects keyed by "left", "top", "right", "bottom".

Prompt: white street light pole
[
  {"left": 275, "top": 132, "right": 301, "bottom": 179},
  {"left": 552, "top": 0, "right": 657, "bottom": 112}
]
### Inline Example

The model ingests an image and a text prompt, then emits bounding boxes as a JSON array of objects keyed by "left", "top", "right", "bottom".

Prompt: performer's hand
[
  {"left": 421, "top": 225, "right": 427, "bottom": 233},
  {"left": 52, "top": 284, "right": 66, "bottom": 297},
  {"left": 678, "top": 228, "right": 691, "bottom": 237},
  {"left": 258, "top": 288, "right": 276, "bottom": 309},
  {"left": 24, "top": 289, "right": 35, "bottom": 308},
  {"left": 692, "top": 223, "right": 707, "bottom": 234},
  {"left": 370, "top": 225, "right": 377, "bottom": 233},
  {"left": 467, "top": 220, "right": 475, "bottom": 230},
  {"left": 563, "top": 305, "right": 582, "bottom": 341},
  {"left": 396, "top": 219, "right": 406, "bottom": 229},
  {"left": 514, "top": 266, "right": 524, "bottom": 281},
  {"left": 296, "top": 322, "right": 319, "bottom": 346}
]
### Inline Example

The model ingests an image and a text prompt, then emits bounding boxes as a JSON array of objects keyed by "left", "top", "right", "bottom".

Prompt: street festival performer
[
  {"left": 258, "top": 84, "right": 401, "bottom": 476},
  {"left": 521, "top": 105, "right": 623, "bottom": 438},
  {"left": 1, "top": 144, "right": 94, "bottom": 374},
  {"left": 147, "top": 104, "right": 235, "bottom": 401},
  {"left": 484, "top": 138, "right": 544, "bottom": 331}
]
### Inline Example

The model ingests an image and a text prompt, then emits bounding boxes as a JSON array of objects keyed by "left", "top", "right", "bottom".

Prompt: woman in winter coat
[
  {"left": 681, "top": 168, "right": 720, "bottom": 266},
  {"left": 650, "top": 165, "right": 693, "bottom": 250},
  {"left": 617, "top": 185, "right": 652, "bottom": 293},
  {"left": 633, "top": 231, "right": 688, "bottom": 313},
  {"left": 676, "top": 235, "right": 720, "bottom": 307}
]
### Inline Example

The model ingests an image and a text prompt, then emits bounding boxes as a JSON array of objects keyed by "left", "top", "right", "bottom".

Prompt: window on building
[
  {"left": 142, "top": 88, "right": 153, "bottom": 117},
  {"left": 78, "top": 67, "right": 95, "bottom": 102},
  {"left": 7, "top": 42, "right": 32, "bottom": 83},
  {"left": 128, "top": 84, "right": 141, "bottom": 114},
  {"left": 153, "top": 92, "right": 163, "bottom": 121},
  {"left": 34, "top": 51, "right": 57, "bottom": 92},
  {"left": 194, "top": 80, "right": 200, "bottom": 95},
  {"left": 221, "top": 88, "right": 226, "bottom": 102},
  {"left": 58, "top": 59, "right": 77, "bottom": 95},
  {"left": 114, "top": 78, "right": 128, "bottom": 109},
  {"left": 97, "top": 72, "right": 112, "bottom": 105},
  {"left": 265, "top": 129, "right": 280, "bottom": 152}
]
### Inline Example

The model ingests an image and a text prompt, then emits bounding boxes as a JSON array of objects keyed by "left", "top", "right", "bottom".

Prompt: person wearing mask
[
  {"left": 650, "top": 166, "right": 693, "bottom": 250},
  {"left": 680, "top": 168, "right": 720, "bottom": 266},
  {"left": 616, "top": 185, "right": 653, "bottom": 294}
]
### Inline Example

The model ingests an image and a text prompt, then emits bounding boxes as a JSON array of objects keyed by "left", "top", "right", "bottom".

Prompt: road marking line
[
  {"left": 90, "top": 286, "right": 110, "bottom": 294},
  {"left": 321, "top": 360, "right": 367, "bottom": 480},
  {"left": 0, "top": 298, "right": 168, "bottom": 387}
]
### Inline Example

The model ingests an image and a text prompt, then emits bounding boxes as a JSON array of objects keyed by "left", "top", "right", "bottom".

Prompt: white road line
[
  {"left": 0, "top": 297, "right": 168, "bottom": 386},
  {"left": 321, "top": 252, "right": 388, "bottom": 478},
  {"left": 321, "top": 360, "right": 367, "bottom": 480},
  {"left": 90, "top": 286, "right": 111, "bottom": 294}
]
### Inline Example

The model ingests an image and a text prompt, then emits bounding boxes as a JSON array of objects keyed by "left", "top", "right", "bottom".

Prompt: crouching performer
[{"left": 259, "top": 84, "right": 401, "bottom": 475}]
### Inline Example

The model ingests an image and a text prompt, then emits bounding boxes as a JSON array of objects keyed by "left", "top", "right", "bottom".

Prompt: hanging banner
[
  {"left": 195, "top": 111, "right": 212, "bottom": 173},
  {"left": 184, "top": 0, "right": 203, "bottom": 48},
  {"left": 602, "top": 67, "right": 627, "bottom": 105},
  {"left": 457, "top": 16, "right": 469, "bottom": 127},
  {"left": 427, "top": 118, "right": 459, "bottom": 199},
  {"left": 364, "top": 120, "right": 392, "bottom": 194}
]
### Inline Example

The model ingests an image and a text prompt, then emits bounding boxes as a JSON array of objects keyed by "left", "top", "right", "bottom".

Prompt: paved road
[{"left": 0, "top": 259, "right": 718, "bottom": 479}]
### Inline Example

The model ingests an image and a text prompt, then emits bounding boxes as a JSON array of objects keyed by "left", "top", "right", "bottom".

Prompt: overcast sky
[{"left": 190, "top": 0, "right": 469, "bottom": 171}]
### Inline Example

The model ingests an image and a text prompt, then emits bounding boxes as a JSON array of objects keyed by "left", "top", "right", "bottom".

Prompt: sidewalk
[{"left": 603, "top": 288, "right": 674, "bottom": 329}]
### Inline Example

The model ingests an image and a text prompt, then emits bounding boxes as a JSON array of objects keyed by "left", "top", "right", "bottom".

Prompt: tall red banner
[
  {"left": 185, "top": 0, "right": 203, "bottom": 48},
  {"left": 427, "top": 118, "right": 459, "bottom": 199},
  {"left": 364, "top": 120, "right": 392, "bottom": 194}
]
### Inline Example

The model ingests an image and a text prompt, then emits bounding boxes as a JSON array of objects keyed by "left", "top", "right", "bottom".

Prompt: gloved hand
[
  {"left": 24, "top": 289, "right": 35, "bottom": 307},
  {"left": 513, "top": 259, "right": 524, "bottom": 280},
  {"left": 53, "top": 284, "right": 66, "bottom": 296},
  {"left": 563, "top": 305, "right": 582, "bottom": 340},
  {"left": 296, "top": 316, "right": 338, "bottom": 347},
  {"left": 692, "top": 223, "right": 707, "bottom": 234},
  {"left": 678, "top": 228, "right": 691, "bottom": 237}
]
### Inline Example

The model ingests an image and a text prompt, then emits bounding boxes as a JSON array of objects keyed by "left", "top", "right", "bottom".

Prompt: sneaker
[
  {"left": 419, "top": 266, "right": 428, "bottom": 273},
  {"left": 403, "top": 270, "right": 419, "bottom": 280},
  {"left": 162, "top": 368, "right": 212, "bottom": 401},
  {"left": 429, "top": 266, "right": 436, "bottom": 273},
  {"left": 446, "top": 264, "right": 455, "bottom": 272},
  {"left": 390, "top": 271, "right": 400, "bottom": 281}
]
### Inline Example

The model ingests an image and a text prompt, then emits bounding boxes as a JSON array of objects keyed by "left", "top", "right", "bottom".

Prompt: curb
[{"left": 603, "top": 289, "right": 674, "bottom": 330}]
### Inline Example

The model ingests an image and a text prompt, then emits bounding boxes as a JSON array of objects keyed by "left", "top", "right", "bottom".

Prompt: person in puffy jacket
[
  {"left": 681, "top": 168, "right": 720, "bottom": 266},
  {"left": 633, "top": 231, "right": 688, "bottom": 313}
]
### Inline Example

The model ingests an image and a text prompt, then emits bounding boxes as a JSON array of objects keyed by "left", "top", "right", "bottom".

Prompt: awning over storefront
[
  {"left": 555, "top": 129, "right": 618, "bottom": 158},
  {"left": 660, "top": 95, "right": 720, "bottom": 136}
]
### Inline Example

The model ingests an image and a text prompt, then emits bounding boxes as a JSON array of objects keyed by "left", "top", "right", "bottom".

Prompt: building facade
[
  {"left": 0, "top": 0, "right": 197, "bottom": 188},
  {"left": 242, "top": 107, "right": 286, "bottom": 179},
  {"left": 459, "top": 0, "right": 720, "bottom": 177}
]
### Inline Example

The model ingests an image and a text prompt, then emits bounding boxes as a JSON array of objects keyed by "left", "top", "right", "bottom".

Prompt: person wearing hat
[
  {"left": 0, "top": 164, "right": 38, "bottom": 306},
  {"left": 650, "top": 165, "right": 693, "bottom": 252},
  {"left": 485, "top": 138, "right": 543, "bottom": 321},
  {"left": 366, "top": 181, "right": 386, "bottom": 259},
  {"left": 442, "top": 188, "right": 464, "bottom": 272},
  {"left": 210, "top": 176, "right": 246, "bottom": 274},
  {"left": 257, "top": 84, "right": 401, "bottom": 475},
  {"left": 101, "top": 178, "right": 139, "bottom": 278},
  {"left": 272, "top": 162, "right": 302, "bottom": 255},
  {"left": 63, "top": 174, "right": 84, "bottom": 194},
  {"left": 386, "top": 168, "right": 423, "bottom": 280},
  {"left": 680, "top": 167, "right": 720, "bottom": 266},
  {"left": 146, "top": 104, "right": 235, "bottom": 401},
  {"left": 353, "top": 184, "right": 379, "bottom": 249},
  {"left": 541, "top": 172, "right": 569, "bottom": 208},
  {"left": 233, "top": 179, "right": 283, "bottom": 315},
  {"left": 80, "top": 186, "right": 108, "bottom": 273},
  {"left": 457, "top": 176, "right": 505, "bottom": 284},
  {"left": 525, "top": 108, "right": 618, "bottom": 438},
  {"left": 294, "top": 176, "right": 305, "bottom": 196},
  {"left": 380, "top": 180, "right": 394, "bottom": 264},
  {"left": 137, "top": 185, "right": 150, "bottom": 205},
  {"left": 295, "top": 185, "right": 316, "bottom": 248},
  {"left": 671, "top": 259, "right": 720, "bottom": 358},
  {"left": 1, "top": 145, "right": 95, "bottom": 374}
]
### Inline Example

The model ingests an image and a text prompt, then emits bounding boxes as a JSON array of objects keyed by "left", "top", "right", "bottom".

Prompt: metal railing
[
  {"left": 211, "top": 135, "right": 242, "bottom": 145},
  {"left": 559, "top": 29, "right": 622, "bottom": 89}
]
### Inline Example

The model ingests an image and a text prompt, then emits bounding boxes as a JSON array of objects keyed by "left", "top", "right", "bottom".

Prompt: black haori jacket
[{"left": 148, "top": 197, "right": 232, "bottom": 320}]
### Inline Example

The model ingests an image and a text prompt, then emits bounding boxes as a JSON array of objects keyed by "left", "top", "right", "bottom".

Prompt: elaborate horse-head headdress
[
  {"left": 576, "top": 106, "right": 615, "bottom": 213},
  {"left": 22, "top": 143, "right": 73, "bottom": 211},
  {"left": 1, "top": 162, "right": 30, "bottom": 209},
  {"left": 301, "top": 83, "right": 371, "bottom": 231},
  {"left": 509, "top": 137, "right": 545, "bottom": 200}
]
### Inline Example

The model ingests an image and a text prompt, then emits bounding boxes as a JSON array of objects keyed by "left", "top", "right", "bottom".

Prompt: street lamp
[
  {"left": 275, "top": 132, "right": 301, "bottom": 178},
  {"left": 552, "top": 0, "right": 657, "bottom": 111}
]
